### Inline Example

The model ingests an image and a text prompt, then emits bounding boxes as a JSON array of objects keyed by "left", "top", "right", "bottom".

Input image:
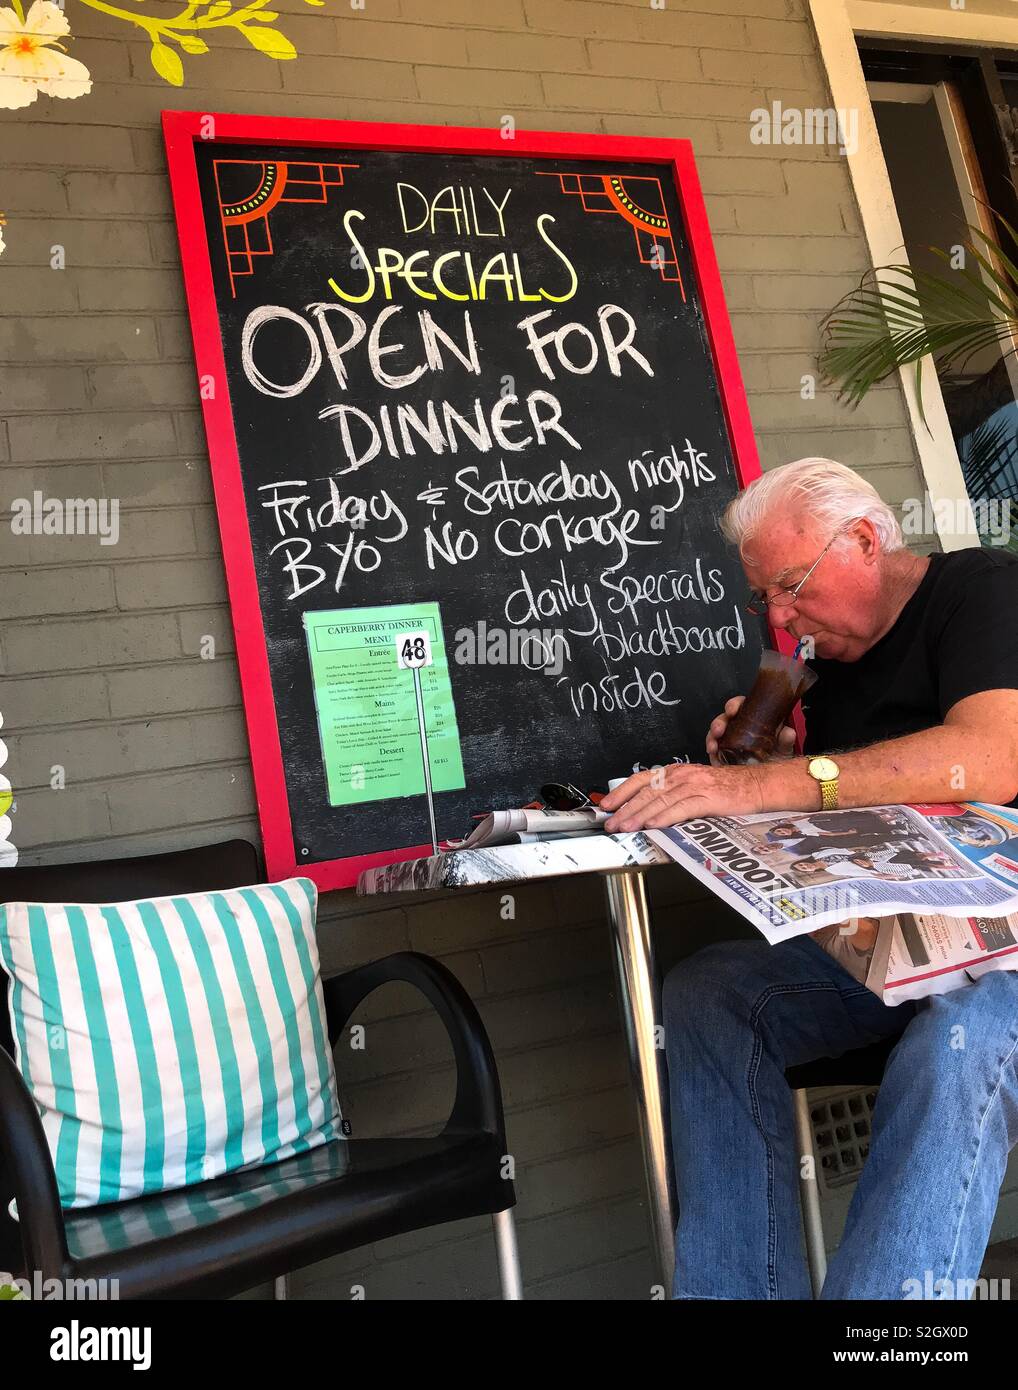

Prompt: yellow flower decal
[{"left": 0, "top": 0, "right": 92, "bottom": 110}]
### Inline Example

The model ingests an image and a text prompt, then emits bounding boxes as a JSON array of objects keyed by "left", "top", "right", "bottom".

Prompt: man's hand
[
  {"left": 601, "top": 761, "right": 767, "bottom": 832},
  {"left": 706, "top": 695, "right": 797, "bottom": 766}
]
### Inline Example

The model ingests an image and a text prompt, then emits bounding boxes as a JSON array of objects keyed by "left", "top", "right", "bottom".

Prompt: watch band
[{"left": 819, "top": 778, "right": 839, "bottom": 810}]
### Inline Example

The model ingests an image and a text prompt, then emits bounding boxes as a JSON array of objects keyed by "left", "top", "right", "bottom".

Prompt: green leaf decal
[
  {"left": 240, "top": 25, "right": 297, "bottom": 59},
  {"left": 149, "top": 42, "right": 185, "bottom": 86}
]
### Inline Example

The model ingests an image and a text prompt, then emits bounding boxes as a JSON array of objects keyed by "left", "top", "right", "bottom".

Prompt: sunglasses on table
[{"left": 539, "top": 782, "right": 606, "bottom": 811}]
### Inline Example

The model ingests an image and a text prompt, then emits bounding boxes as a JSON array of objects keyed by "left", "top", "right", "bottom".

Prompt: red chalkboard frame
[{"left": 162, "top": 111, "right": 765, "bottom": 891}]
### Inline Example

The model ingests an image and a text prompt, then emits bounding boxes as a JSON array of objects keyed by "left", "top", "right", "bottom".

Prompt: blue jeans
[{"left": 662, "top": 933, "right": 1018, "bottom": 1299}]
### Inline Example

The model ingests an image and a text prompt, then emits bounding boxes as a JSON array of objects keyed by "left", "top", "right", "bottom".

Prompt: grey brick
[
  {"left": 529, "top": 1249, "right": 655, "bottom": 1300},
  {"left": 0, "top": 367, "right": 89, "bottom": 413},
  {"left": 2, "top": 170, "right": 68, "bottom": 213},
  {"left": 588, "top": 39, "right": 700, "bottom": 82},
  {"left": 0, "top": 672, "right": 109, "bottom": 726},
  {"left": 89, "top": 363, "right": 198, "bottom": 410},
  {"left": 105, "top": 764, "right": 254, "bottom": 834},
  {"left": 514, "top": 1137, "right": 644, "bottom": 1217},
  {"left": 178, "top": 608, "right": 235, "bottom": 657},
  {"left": 467, "top": 29, "right": 586, "bottom": 72},
  {"left": 700, "top": 48, "right": 815, "bottom": 87},
  {"left": 0, "top": 267, "right": 78, "bottom": 313},
  {"left": 172, "top": 411, "right": 212, "bottom": 458},
  {"left": 279, "top": 55, "right": 417, "bottom": 99},
  {"left": 64, "top": 172, "right": 175, "bottom": 218},
  {"left": 112, "top": 556, "right": 227, "bottom": 610},
  {"left": 2, "top": 613, "right": 180, "bottom": 674},
  {"left": 0, "top": 219, "right": 151, "bottom": 269},
  {"left": 418, "top": 65, "right": 539, "bottom": 107},
  {"left": 401, "top": 0, "right": 524, "bottom": 25},
  {"left": 0, "top": 464, "right": 104, "bottom": 506},
  {"left": 103, "top": 458, "right": 213, "bottom": 507},
  {"left": 756, "top": 428, "right": 917, "bottom": 470},
  {"left": 335, "top": 19, "right": 467, "bottom": 65},
  {"left": 0, "top": 566, "right": 114, "bottom": 618},
  {"left": 499, "top": 1031, "right": 627, "bottom": 1110},
  {"left": 191, "top": 507, "right": 225, "bottom": 554},
  {"left": 0, "top": 316, "right": 159, "bottom": 364},
  {"left": 749, "top": 387, "right": 906, "bottom": 432},
  {"left": 8, "top": 123, "right": 136, "bottom": 169},
  {"left": 13, "top": 710, "right": 248, "bottom": 788},
  {"left": 712, "top": 231, "right": 872, "bottom": 272},
  {"left": 8, "top": 412, "right": 177, "bottom": 463},
  {"left": 107, "top": 657, "right": 240, "bottom": 718},
  {"left": 75, "top": 269, "right": 184, "bottom": 314},
  {"left": 9, "top": 784, "right": 113, "bottom": 851}
]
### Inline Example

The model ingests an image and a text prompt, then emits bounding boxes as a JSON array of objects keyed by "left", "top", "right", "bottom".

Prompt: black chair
[
  {"left": 786, "top": 1037, "right": 898, "bottom": 1296},
  {"left": 0, "top": 841, "right": 521, "bottom": 1299}
]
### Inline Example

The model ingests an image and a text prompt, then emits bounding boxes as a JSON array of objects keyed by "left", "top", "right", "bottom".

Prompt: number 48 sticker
[{"left": 395, "top": 630, "right": 433, "bottom": 669}]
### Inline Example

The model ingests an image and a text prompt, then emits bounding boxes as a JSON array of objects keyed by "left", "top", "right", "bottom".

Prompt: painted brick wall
[{"left": 2, "top": 0, "right": 955, "bottom": 1299}]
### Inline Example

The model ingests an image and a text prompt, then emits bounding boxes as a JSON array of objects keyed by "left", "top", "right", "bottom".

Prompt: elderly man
[{"left": 600, "top": 457, "right": 1018, "bottom": 1300}]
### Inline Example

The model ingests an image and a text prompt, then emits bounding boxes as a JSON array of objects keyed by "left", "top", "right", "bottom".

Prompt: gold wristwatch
[{"left": 807, "top": 756, "right": 840, "bottom": 810}]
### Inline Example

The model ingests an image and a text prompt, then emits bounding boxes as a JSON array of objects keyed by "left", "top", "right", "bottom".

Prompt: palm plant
[{"left": 819, "top": 219, "right": 1018, "bottom": 552}]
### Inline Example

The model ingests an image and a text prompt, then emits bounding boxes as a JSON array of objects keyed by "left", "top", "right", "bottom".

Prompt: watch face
[{"left": 810, "top": 757, "right": 839, "bottom": 781}]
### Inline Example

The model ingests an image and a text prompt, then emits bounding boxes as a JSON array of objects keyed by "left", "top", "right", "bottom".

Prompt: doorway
[{"left": 863, "top": 44, "right": 1018, "bottom": 539}]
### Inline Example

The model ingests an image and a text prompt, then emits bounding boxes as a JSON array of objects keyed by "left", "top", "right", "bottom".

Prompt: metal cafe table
[{"left": 357, "top": 832, "right": 678, "bottom": 1285}]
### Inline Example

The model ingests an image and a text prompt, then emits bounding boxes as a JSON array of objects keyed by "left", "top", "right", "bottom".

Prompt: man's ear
[{"left": 852, "top": 518, "right": 879, "bottom": 562}]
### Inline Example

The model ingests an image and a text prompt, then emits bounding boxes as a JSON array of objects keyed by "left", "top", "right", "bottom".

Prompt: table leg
[{"left": 603, "top": 868, "right": 676, "bottom": 1289}]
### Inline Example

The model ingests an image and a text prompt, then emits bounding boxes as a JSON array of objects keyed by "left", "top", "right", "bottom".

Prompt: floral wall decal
[
  {"left": 75, "top": 0, "right": 321, "bottom": 87},
  {"left": 0, "top": 0, "right": 329, "bottom": 106},
  {"left": 0, "top": 1, "right": 93, "bottom": 109}
]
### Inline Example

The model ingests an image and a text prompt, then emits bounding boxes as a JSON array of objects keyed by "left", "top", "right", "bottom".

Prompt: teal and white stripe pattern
[{"left": 0, "top": 877, "right": 343, "bottom": 1209}]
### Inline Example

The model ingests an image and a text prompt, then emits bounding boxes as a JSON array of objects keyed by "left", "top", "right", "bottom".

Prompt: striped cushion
[{"left": 0, "top": 877, "right": 343, "bottom": 1209}]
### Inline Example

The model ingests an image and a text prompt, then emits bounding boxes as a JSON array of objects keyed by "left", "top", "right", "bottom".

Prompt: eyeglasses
[
  {"left": 540, "top": 782, "right": 604, "bottom": 811},
  {"left": 745, "top": 531, "right": 845, "bottom": 617}
]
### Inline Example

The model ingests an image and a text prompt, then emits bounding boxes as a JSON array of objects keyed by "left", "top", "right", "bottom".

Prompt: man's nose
[{"left": 768, "top": 602, "right": 797, "bottom": 631}]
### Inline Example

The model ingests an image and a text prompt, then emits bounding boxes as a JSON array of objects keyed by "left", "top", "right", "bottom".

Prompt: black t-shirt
[{"left": 801, "top": 548, "right": 1018, "bottom": 806}]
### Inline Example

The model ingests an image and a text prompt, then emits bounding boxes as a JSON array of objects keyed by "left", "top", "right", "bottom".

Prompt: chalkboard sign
[{"left": 165, "top": 113, "right": 767, "bottom": 889}]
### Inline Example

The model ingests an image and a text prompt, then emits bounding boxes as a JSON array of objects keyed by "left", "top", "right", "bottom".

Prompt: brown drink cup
[{"left": 717, "top": 650, "right": 818, "bottom": 765}]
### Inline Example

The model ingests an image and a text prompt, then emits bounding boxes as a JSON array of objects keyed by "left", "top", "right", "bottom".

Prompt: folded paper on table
[{"left": 358, "top": 829, "right": 669, "bottom": 892}]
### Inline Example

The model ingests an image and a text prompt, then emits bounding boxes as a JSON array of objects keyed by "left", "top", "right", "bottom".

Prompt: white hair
[{"left": 721, "top": 457, "right": 904, "bottom": 554}]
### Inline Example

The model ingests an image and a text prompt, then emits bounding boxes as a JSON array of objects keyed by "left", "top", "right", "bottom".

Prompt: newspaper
[
  {"left": 648, "top": 802, "right": 1018, "bottom": 1004},
  {"left": 443, "top": 806, "right": 609, "bottom": 850}
]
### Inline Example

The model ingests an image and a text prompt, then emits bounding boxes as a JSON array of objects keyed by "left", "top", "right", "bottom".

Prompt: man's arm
[
  {"left": 759, "top": 688, "right": 1018, "bottom": 810},
  {"left": 601, "top": 689, "right": 1018, "bottom": 831}
]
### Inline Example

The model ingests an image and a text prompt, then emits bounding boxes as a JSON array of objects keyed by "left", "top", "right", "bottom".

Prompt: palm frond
[{"left": 819, "top": 219, "right": 1018, "bottom": 420}]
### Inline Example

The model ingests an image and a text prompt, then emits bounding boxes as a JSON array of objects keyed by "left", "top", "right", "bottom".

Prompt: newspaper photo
[{"left": 648, "top": 802, "right": 1018, "bottom": 1004}]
